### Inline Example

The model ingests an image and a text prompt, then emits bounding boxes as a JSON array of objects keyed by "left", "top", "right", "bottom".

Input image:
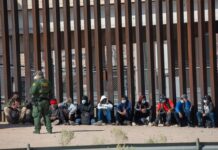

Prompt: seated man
[
  {"left": 196, "top": 95, "right": 215, "bottom": 128},
  {"left": 4, "top": 92, "right": 32, "bottom": 124},
  {"left": 75, "top": 96, "right": 95, "bottom": 125},
  {"left": 116, "top": 96, "right": 132, "bottom": 125},
  {"left": 58, "top": 97, "right": 77, "bottom": 125},
  {"left": 49, "top": 99, "right": 68, "bottom": 125},
  {"left": 133, "top": 95, "right": 152, "bottom": 125},
  {"left": 174, "top": 94, "right": 193, "bottom": 127},
  {"left": 153, "top": 95, "right": 174, "bottom": 126},
  {"left": 96, "top": 95, "right": 113, "bottom": 125}
]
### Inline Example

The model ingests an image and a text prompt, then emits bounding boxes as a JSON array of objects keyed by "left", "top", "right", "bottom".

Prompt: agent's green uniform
[{"left": 30, "top": 78, "right": 52, "bottom": 133}]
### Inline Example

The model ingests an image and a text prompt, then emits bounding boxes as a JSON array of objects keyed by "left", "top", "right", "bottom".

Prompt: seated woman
[
  {"left": 75, "top": 96, "right": 95, "bottom": 125},
  {"left": 133, "top": 95, "right": 152, "bottom": 125},
  {"left": 58, "top": 97, "right": 77, "bottom": 125},
  {"left": 116, "top": 96, "right": 132, "bottom": 125},
  {"left": 196, "top": 95, "right": 215, "bottom": 128},
  {"left": 95, "top": 95, "right": 113, "bottom": 125}
]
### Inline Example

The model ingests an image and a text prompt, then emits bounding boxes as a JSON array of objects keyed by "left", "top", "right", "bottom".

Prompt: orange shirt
[{"left": 156, "top": 99, "right": 174, "bottom": 112}]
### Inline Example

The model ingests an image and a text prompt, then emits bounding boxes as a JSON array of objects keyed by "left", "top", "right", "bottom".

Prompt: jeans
[
  {"left": 196, "top": 111, "right": 215, "bottom": 127},
  {"left": 155, "top": 111, "right": 172, "bottom": 125},
  {"left": 75, "top": 118, "right": 95, "bottom": 125},
  {"left": 98, "top": 108, "right": 112, "bottom": 123},
  {"left": 134, "top": 109, "right": 152, "bottom": 124}
]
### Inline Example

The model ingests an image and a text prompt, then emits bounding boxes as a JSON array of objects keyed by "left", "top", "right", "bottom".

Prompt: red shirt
[{"left": 156, "top": 99, "right": 174, "bottom": 112}]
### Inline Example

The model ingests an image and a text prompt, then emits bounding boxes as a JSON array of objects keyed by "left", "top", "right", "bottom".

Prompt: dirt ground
[{"left": 0, "top": 122, "right": 218, "bottom": 149}]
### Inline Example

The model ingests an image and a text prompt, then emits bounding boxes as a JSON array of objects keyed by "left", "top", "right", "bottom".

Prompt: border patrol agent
[{"left": 30, "top": 71, "right": 52, "bottom": 134}]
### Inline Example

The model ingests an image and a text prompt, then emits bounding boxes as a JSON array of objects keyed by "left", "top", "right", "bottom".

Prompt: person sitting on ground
[
  {"left": 95, "top": 95, "right": 113, "bottom": 125},
  {"left": 153, "top": 95, "right": 174, "bottom": 126},
  {"left": 4, "top": 92, "right": 32, "bottom": 124},
  {"left": 116, "top": 96, "right": 132, "bottom": 125},
  {"left": 174, "top": 94, "right": 193, "bottom": 127},
  {"left": 133, "top": 95, "right": 152, "bottom": 125},
  {"left": 49, "top": 99, "right": 68, "bottom": 125},
  {"left": 75, "top": 95, "right": 95, "bottom": 125},
  {"left": 196, "top": 95, "right": 215, "bottom": 128},
  {"left": 58, "top": 97, "right": 77, "bottom": 125}
]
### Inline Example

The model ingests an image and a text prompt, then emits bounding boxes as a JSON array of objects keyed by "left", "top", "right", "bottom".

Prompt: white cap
[{"left": 100, "top": 95, "right": 107, "bottom": 102}]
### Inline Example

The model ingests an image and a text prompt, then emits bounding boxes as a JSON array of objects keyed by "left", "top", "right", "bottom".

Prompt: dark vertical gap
[
  {"left": 42, "top": 0, "right": 53, "bottom": 97},
  {"left": 1, "top": 0, "right": 11, "bottom": 101},
  {"left": 187, "top": 0, "right": 197, "bottom": 106},
  {"left": 74, "top": 0, "right": 83, "bottom": 104},
  {"left": 11, "top": 0, "right": 21, "bottom": 94},
  {"left": 125, "top": 0, "right": 135, "bottom": 106},
  {"left": 115, "top": 0, "right": 124, "bottom": 101},
  {"left": 63, "top": 0, "right": 73, "bottom": 100},
  {"left": 177, "top": 0, "right": 186, "bottom": 95},
  {"left": 156, "top": 0, "right": 165, "bottom": 96},
  {"left": 166, "top": 0, "right": 176, "bottom": 102},
  {"left": 105, "top": 0, "right": 114, "bottom": 103},
  {"left": 146, "top": 0, "right": 155, "bottom": 107},
  {"left": 198, "top": 0, "right": 207, "bottom": 97},
  {"left": 23, "top": 0, "right": 31, "bottom": 100},
  {"left": 94, "top": 0, "right": 103, "bottom": 103},
  {"left": 84, "top": 0, "right": 93, "bottom": 103},
  {"left": 135, "top": 0, "right": 145, "bottom": 96},
  {"left": 53, "top": 0, "right": 63, "bottom": 102},
  {"left": 32, "top": 0, "right": 41, "bottom": 70}
]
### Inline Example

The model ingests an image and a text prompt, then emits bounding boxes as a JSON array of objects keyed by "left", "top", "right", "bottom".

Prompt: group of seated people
[{"left": 3, "top": 92, "right": 216, "bottom": 128}]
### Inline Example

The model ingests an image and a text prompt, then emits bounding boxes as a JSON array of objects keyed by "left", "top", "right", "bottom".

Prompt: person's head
[
  {"left": 81, "top": 95, "right": 88, "bottom": 105},
  {"left": 159, "top": 94, "right": 166, "bottom": 103},
  {"left": 202, "top": 95, "right": 211, "bottom": 105},
  {"left": 33, "top": 70, "right": 44, "bottom": 80},
  {"left": 100, "top": 95, "right": 107, "bottom": 103},
  {"left": 65, "top": 97, "right": 72, "bottom": 104},
  {"left": 138, "top": 95, "right": 146, "bottom": 104},
  {"left": 50, "top": 99, "right": 58, "bottom": 109},
  {"left": 121, "top": 96, "right": 128, "bottom": 104},
  {"left": 180, "top": 94, "right": 188, "bottom": 103},
  {"left": 11, "top": 92, "right": 19, "bottom": 101}
]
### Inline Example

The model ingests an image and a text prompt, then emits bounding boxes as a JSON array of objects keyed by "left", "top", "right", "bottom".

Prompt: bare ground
[{"left": 0, "top": 122, "right": 218, "bottom": 149}]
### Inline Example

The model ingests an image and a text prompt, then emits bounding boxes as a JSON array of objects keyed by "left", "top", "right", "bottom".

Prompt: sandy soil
[{"left": 0, "top": 122, "right": 218, "bottom": 149}]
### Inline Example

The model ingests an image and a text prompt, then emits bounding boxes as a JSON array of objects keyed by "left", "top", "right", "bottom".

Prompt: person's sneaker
[
  {"left": 69, "top": 120, "right": 75, "bottom": 125},
  {"left": 47, "top": 130, "right": 52, "bottom": 134},
  {"left": 165, "top": 122, "right": 170, "bottom": 126},
  {"left": 52, "top": 120, "right": 60, "bottom": 125},
  {"left": 151, "top": 122, "right": 158, "bottom": 126},
  {"left": 115, "top": 121, "right": 120, "bottom": 125},
  {"left": 94, "top": 121, "right": 103, "bottom": 126},
  {"left": 148, "top": 122, "right": 153, "bottom": 126},
  {"left": 132, "top": 122, "right": 136, "bottom": 126}
]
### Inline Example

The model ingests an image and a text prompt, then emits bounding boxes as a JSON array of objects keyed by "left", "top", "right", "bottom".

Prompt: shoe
[
  {"left": 47, "top": 130, "right": 52, "bottom": 134},
  {"left": 148, "top": 122, "right": 153, "bottom": 126},
  {"left": 33, "top": 130, "right": 40, "bottom": 134},
  {"left": 94, "top": 121, "right": 103, "bottom": 126},
  {"left": 132, "top": 122, "right": 136, "bottom": 126},
  {"left": 165, "top": 122, "right": 170, "bottom": 126},
  {"left": 69, "top": 120, "right": 75, "bottom": 125},
  {"left": 52, "top": 120, "right": 60, "bottom": 125}
]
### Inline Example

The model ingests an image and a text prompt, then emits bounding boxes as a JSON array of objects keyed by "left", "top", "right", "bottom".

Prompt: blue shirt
[
  {"left": 175, "top": 100, "right": 184, "bottom": 113},
  {"left": 184, "top": 100, "right": 192, "bottom": 112}
]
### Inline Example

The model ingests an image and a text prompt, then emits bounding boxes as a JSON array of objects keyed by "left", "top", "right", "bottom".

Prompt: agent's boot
[{"left": 33, "top": 130, "right": 40, "bottom": 134}]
